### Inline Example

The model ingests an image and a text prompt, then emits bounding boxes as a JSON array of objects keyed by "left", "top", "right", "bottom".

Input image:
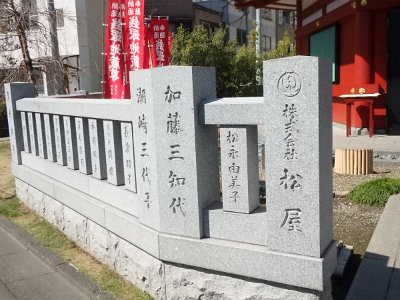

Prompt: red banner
[
  {"left": 149, "top": 18, "right": 170, "bottom": 67},
  {"left": 124, "top": 0, "right": 145, "bottom": 97},
  {"left": 104, "top": 0, "right": 126, "bottom": 99},
  {"left": 143, "top": 26, "right": 151, "bottom": 69}
]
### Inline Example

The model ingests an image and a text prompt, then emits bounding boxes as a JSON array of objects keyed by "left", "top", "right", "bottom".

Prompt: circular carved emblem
[{"left": 277, "top": 72, "right": 302, "bottom": 97}]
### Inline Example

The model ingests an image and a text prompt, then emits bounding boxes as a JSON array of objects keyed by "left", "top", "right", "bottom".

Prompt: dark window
[
  {"left": 237, "top": 28, "right": 247, "bottom": 46},
  {"left": 263, "top": 35, "right": 271, "bottom": 51},
  {"left": 310, "top": 25, "right": 339, "bottom": 83},
  {"left": 56, "top": 9, "right": 64, "bottom": 28}
]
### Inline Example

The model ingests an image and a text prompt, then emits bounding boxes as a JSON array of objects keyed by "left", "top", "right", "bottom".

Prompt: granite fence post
[
  {"left": 89, "top": 119, "right": 107, "bottom": 180},
  {"left": 35, "top": 113, "right": 47, "bottom": 159},
  {"left": 264, "top": 56, "right": 333, "bottom": 258},
  {"left": 27, "top": 112, "right": 38, "bottom": 156},
  {"left": 53, "top": 115, "right": 67, "bottom": 166},
  {"left": 4, "top": 83, "right": 36, "bottom": 164},
  {"left": 44, "top": 114, "right": 56, "bottom": 162},
  {"left": 220, "top": 126, "right": 259, "bottom": 214},
  {"left": 130, "top": 66, "right": 220, "bottom": 238},
  {"left": 21, "top": 112, "right": 30, "bottom": 154}
]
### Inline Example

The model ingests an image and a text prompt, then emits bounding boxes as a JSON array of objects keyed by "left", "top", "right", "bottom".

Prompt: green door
[{"left": 310, "top": 25, "right": 338, "bottom": 82}]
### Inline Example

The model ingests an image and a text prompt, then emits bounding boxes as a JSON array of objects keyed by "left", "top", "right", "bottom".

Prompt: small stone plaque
[
  {"left": 220, "top": 126, "right": 259, "bottom": 214},
  {"left": 88, "top": 119, "right": 107, "bottom": 179},
  {"left": 75, "top": 118, "right": 92, "bottom": 175},
  {"left": 53, "top": 115, "right": 67, "bottom": 166},
  {"left": 21, "top": 112, "right": 30, "bottom": 153},
  {"left": 63, "top": 116, "right": 79, "bottom": 170},
  {"left": 44, "top": 114, "right": 56, "bottom": 162},
  {"left": 35, "top": 113, "right": 47, "bottom": 159},
  {"left": 121, "top": 122, "right": 137, "bottom": 192},
  {"left": 27, "top": 112, "right": 38, "bottom": 156},
  {"left": 103, "top": 120, "right": 124, "bottom": 185}
]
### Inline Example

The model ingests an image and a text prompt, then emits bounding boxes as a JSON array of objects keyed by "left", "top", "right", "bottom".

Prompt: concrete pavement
[
  {"left": 345, "top": 195, "right": 400, "bottom": 300},
  {"left": 333, "top": 124, "right": 400, "bottom": 154},
  {"left": 0, "top": 215, "right": 113, "bottom": 300}
]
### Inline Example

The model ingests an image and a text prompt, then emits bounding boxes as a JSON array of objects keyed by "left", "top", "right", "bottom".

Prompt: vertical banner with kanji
[
  {"left": 124, "top": 0, "right": 145, "bottom": 97},
  {"left": 149, "top": 18, "right": 170, "bottom": 67},
  {"left": 104, "top": 0, "right": 125, "bottom": 99}
]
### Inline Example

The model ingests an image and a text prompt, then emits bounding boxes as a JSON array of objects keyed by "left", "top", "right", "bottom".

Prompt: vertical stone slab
[
  {"left": 53, "top": 115, "right": 67, "bottom": 166},
  {"left": 89, "top": 119, "right": 107, "bottom": 179},
  {"left": 44, "top": 114, "right": 56, "bottom": 162},
  {"left": 35, "top": 113, "right": 47, "bottom": 159},
  {"left": 103, "top": 120, "right": 124, "bottom": 185},
  {"left": 121, "top": 122, "right": 137, "bottom": 192},
  {"left": 63, "top": 116, "right": 79, "bottom": 170},
  {"left": 131, "top": 67, "right": 220, "bottom": 237},
  {"left": 27, "top": 112, "right": 38, "bottom": 156},
  {"left": 220, "top": 126, "right": 259, "bottom": 214},
  {"left": 75, "top": 118, "right": 92, "bottom": 174},
  {"left": 4, "top": 83, "right": 36, "bottom": 164},
  {"left": 21, "top": 112, "right": 30, "bottom": 153},
  {"left": 131, "top": 71, "right": 159, "bottom": 230},
  {"left": 264, "top": 56, "right": 333, "bottom": 258}
]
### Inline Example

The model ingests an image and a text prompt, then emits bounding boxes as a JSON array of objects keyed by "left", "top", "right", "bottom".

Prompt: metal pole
[
  {"left": 256, "top": 8, "right": 261, "bottom": 83},
  {"left": 256, "top": 8, "right": 261, "bottom": 55},
  {"left": 48, "top": 0, "right": 63, "bottom": 95}
]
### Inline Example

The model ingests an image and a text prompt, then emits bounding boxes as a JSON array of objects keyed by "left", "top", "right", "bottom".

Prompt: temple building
[{"left": 236, "top": 0, "right": 400, "bottom": 135}]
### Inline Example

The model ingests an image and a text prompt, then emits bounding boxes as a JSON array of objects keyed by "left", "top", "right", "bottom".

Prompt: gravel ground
[
  {"left": 332, "top": 161, "right": 400, "bottom": 300},
  {"left": 332, "top": 161, "right": 400, "bottom": 255},
  {"left": 333, "top": 160, "right": 400, "bottom": 193}
]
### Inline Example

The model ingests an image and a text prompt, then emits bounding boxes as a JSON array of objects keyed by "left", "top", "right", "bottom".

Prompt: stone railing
[{"left": 5, "top": 57, "right": 336, "bottom": 298}]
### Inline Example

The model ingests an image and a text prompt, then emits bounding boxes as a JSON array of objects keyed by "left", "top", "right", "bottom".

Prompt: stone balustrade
[{"left": 5, "top": 57, "right": 336, "bottom": 299}]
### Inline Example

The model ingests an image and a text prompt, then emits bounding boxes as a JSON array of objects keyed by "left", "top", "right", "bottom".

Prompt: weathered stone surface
[
  {"left": 165, "top": 263, "right": 324, "bottom": 300},
  {"left": 15, "top": 176, "right": 332, "bottom": 299}
]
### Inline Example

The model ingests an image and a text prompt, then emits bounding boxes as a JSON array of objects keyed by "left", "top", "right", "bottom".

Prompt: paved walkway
[
  {"left": 0, "top": 216, "right": 113, "bottom": 300},
  {"left": 346, "top": 195, "right": 400, "bottom": 300},
  {"left": 333, "top": 125, "right": 400, "bottom": 153}
]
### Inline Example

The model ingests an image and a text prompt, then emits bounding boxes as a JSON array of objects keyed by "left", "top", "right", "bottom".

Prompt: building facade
[
  {"left": 0, "top": 0, "right": 103, "bottom": 96},
  {"left": 236, "top": 0, "right": 400, "bottom": 135}
]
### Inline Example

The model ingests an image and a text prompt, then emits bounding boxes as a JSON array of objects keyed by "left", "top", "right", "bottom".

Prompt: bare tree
[{"left": 0, "top": 0, "right": 71, "bottom": 96}]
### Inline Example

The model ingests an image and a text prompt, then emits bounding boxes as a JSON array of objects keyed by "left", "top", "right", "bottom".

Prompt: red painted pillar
[{"left": 353, "top": 11, "right": 373, "bottom": 128}]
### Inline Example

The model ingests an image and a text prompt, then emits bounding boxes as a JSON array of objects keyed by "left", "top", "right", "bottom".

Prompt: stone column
[
  {"left": 130, "top": 66, "right": 220, "bottom": 238},
  {"left": 4, "top": 83, "right": 36, "bottom": 164},
  {"left": 220, "top": 126, "right": 259, "bottom": 214},
  {"left": 264, "top": 56, "right": 333, "bottom": 258}
]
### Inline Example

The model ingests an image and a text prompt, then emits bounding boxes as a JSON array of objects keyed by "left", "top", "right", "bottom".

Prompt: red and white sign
[
  {"left": 123, "top": 0, "right": 145, "bottom": 97},
  {"left": 149, "top": 18, "right": 170, "bottom": 67},
  {"left": 104, "top": 0, "right": 126, "bottom": 99}
]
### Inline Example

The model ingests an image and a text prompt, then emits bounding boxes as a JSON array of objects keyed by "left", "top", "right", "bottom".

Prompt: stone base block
[{"left": 15, "top": 178, "right": 332, "bottom": 300}]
